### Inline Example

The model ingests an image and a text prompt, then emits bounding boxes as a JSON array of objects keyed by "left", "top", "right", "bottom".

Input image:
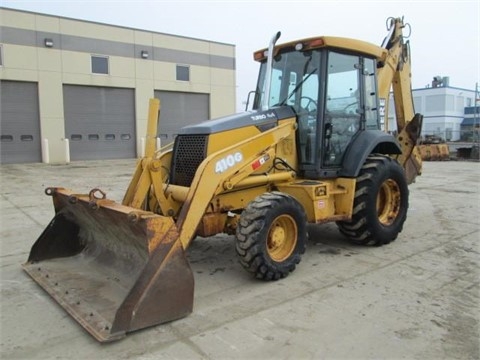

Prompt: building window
[
  {"left": 20, "top": 135, "right": 34, "bottom": 141},
  {"left": 176, "top": 65, "right": 190, "bottom": 81},
  {"left": 1, "top": 135, "right": 13, "bottom": 142},
  {"left": 0, "top": 45, "right": 3, "bottom": 66},
  {"left": 91, "top": 55, "right": 109, "bottom": 74}
]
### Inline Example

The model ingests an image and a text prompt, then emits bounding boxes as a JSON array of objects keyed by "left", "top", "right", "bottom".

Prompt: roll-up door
[
  {"left": 154, "top": 91, "right": 209, "bottom": 144},
  {"left": 0, "top": 81, "right": 42, "bottom": 164},
  {"left": 63, "top": 85, "right": 136, "bottom": 161}
]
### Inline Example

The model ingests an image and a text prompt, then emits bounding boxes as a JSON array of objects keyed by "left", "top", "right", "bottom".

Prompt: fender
[{"left": 339, "top": 130, "right": 401, "bottom": 178}]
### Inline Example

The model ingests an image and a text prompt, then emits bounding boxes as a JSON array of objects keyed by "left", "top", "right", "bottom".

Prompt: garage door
[
  {"left": 154, "top": 91, "right": 209, "bottom": 144},
  {"left": 63, "top": 85, "right": 136, "bottom": 161},
  {"left": 0, "top": 81, "right": 42, "bottom": 164}
]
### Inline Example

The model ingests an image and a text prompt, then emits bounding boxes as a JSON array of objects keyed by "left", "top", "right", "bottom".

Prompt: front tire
[
  {"left": 337, "top": 155, "right": 409, "bottom": 246},
  {"left": 235, "top": 192, "right": 307, "bottom": 280}
]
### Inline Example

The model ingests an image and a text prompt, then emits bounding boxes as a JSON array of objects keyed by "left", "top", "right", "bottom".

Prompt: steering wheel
[{"left": 300, "top": 96, "right": 318, "bottom": 115}]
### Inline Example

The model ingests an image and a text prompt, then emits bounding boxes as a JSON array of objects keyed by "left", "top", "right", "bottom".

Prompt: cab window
[{"left": 323, "top": 52, "right": 361, "bottom": 167}]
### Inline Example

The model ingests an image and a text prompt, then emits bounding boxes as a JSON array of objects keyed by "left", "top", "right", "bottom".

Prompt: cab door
[
  {"left": 322, "top": 52, "right": 362, "bottom": 167},
  {"left": 320, "top": 52, "right": 380, "bottom": 170}
]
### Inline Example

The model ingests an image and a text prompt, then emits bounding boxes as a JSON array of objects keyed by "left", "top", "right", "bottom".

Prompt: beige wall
[{"left": 0, "top": 8, "right": 236, "bottom": 163}]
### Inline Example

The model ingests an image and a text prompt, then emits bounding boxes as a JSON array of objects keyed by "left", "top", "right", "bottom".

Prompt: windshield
[{"left": 254, "top": 49, "right": 322, "bottom": 113}]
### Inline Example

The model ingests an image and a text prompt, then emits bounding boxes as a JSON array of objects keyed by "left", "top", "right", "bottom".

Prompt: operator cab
[{"left": 253, "top": 37, "right": 383, "bottom": 179}]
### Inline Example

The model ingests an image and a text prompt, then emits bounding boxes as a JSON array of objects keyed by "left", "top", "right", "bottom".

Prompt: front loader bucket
[{"left": 23, "top": 187, "right": 194, "bottom": 342}]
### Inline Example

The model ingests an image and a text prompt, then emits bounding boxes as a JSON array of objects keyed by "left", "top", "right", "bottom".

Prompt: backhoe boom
[{"left": 377, "top": 17, "right": 422, "bottom": 183}]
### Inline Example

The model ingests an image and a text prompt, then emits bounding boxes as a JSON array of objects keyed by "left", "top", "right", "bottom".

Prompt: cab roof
[{"left": 254, "top": 36, "right": 387, "bottom": 61}]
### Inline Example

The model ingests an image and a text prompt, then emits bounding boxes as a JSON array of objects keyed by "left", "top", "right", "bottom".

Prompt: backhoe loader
[{"left": 23, "top": 17, "right": 422, "bottom": 342}]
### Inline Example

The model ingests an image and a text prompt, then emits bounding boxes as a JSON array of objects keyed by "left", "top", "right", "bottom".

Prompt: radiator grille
[{"left": 170, "top": 135, "right": 208, "bottom": 187}]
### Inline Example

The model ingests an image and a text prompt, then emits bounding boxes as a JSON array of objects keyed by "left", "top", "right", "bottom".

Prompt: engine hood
[{"left": 177, "top": 106, "right": 296, "bottom": 135}]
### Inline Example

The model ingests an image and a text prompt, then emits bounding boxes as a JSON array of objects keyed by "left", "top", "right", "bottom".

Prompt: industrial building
[
  {"left": 0, "top": 7, "right": 236, "bottom": 164},
  {"left": 389, "top": 76, "right": 478, "bottom": 142}
]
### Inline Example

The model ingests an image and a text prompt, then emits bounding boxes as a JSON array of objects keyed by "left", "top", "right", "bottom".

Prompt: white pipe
[
  {"left": 262, "top": 31, "right": 281, "bottom": 111},
  {"left": 64, "top": 138, "right": 70, "bottom": 164},
  {"left": 42, "top": 138, "right": 50, "bottom": 164},
  {"left": 156, "top": 137, "right": 161, "bottom": 151}
]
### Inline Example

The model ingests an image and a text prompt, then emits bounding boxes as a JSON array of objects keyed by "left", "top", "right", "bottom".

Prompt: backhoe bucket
[{"left": 23, "top": 187, "right": 194, "bottom": 342}]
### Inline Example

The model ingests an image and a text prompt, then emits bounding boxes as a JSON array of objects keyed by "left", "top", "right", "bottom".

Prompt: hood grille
[{"left": 170, "top": 135, "right": 208, "bottom": 187}]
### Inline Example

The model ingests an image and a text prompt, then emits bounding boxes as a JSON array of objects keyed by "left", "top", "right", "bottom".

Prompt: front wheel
[
  {"left": 235, "top": 192, "right": 307, "bottom": 280},
  {"left": 337, "top": 155, "right": 409, "bottom": 246}
]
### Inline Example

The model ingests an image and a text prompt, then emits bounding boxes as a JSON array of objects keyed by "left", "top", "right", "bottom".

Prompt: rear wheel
[
  {"left": 337, "top": 155, "right": 408, "bottom": 246},
  {"left": 235, "top": 192, "right": 307, "bottom": 280}
]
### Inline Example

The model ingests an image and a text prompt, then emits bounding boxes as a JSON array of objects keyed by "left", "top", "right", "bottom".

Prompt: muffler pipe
[{"left": 262, "top": 31, "right": 281, "bottom": 111}]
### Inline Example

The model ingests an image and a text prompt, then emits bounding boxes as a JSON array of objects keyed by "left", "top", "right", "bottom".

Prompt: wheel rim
[
  {"left": 376, "top": 179, "right": 401, "bottom": 226},
  {"left": 266, "top": 214, "right": 298, "bottom": 262}
]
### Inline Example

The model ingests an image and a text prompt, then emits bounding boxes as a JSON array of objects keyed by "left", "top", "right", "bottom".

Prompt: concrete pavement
[{"left": 0, "top": 160, "right": 479, "bottom": 359}]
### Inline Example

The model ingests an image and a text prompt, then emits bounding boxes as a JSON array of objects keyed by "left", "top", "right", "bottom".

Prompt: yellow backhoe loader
[{"left": 23, "top": 17, "right": 422, "bottom": 342}]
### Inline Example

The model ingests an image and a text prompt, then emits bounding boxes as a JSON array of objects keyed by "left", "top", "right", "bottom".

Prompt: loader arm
[
  {"left": 176, "top": 119, "right": 297, "bottom": 250},
  {"left": 122, "top": 98, "right": 163, "bottom": 209},
  {"left": 122, "top": 98, "right": 178, "bottom": 216},
  {"left": 377, "top": 17, "right": 423, "bottom": 183}
]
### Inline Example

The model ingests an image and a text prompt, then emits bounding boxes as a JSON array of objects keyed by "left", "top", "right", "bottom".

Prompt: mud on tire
[
  {"left": 337, "top": 154, "right": 409, "bottom": 246},
  {"left": 235, "top": 192, "right": 307, "bottom": 280}
]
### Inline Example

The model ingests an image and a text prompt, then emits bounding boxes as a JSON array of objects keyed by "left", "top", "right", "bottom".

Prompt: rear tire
[
  {"left": 235, "top": 192, "right": 307, "bottom": 280},
  {"left": 337, "top": 155, "right": 408, "bottom": 246}
]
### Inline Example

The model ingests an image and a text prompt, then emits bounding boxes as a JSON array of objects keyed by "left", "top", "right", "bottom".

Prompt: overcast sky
[{"left": 2, "top": 0, "right": 479, "bottom": 111}]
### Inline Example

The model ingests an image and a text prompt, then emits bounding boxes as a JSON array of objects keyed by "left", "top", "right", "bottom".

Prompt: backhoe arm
[{"left": 377, "top": 17, "right": 423, "bottom": 183}]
